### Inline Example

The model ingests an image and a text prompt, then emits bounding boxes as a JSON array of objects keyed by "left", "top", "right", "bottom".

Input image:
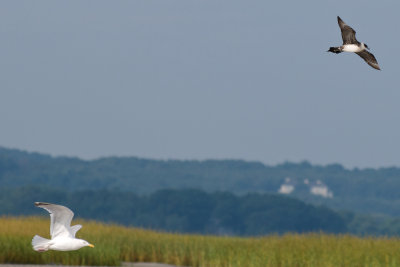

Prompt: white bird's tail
[{"left": 32, "top": 235, "right": 51, "bottom": 252}]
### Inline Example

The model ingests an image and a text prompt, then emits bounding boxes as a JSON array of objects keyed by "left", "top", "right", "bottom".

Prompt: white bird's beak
[{"left": 88, "top": 244, "right": 95, "bottom": 248}]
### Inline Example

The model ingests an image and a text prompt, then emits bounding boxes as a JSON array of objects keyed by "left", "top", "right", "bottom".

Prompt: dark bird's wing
[
  {"left": 355, "top": 50, "right": 381, "bottom": 70},
  {"left": 337, "top": 16, "right": 359, "bottom": 45}
]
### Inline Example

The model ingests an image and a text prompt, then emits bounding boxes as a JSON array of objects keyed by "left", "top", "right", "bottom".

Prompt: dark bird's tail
[{"left": 327, "top": 47, "right": 342, "bottom": 54}]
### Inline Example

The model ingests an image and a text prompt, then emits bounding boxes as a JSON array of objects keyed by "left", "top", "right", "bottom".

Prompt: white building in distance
[
  {"left": 278, "top": 177, "right": 295, "bottom": 194},
  {"left": 310, "top": 180, "right": 333, "bottom": 198}
]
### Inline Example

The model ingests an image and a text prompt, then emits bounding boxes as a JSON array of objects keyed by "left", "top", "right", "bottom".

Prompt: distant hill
[
  {"left": 0, "top": 186, "right": 347, "bottom": 235},
  {"left": 1, "top": 146, "right": 400, "bottom": 217},
  {"left": 3, "top": 186, "right": 400, "bottom": 236}
]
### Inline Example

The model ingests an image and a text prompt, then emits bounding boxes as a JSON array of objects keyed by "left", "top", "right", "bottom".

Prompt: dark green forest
[
  {"left": 0, "top": 186, "right": 347, "bottom": 235},
  {"left": 2, "top": 186, "right": 400, "bottom": 236},
  {"left": 2, "top": 147, "right": 400, "bottom": 236},
  {"left": 1, "top": 147, "right": 400, "bottom": 217}
]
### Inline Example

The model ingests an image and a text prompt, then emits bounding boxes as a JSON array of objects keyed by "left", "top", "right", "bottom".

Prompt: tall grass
[{"left": 1, "top": 216, "right": 400, "bottom": 266}]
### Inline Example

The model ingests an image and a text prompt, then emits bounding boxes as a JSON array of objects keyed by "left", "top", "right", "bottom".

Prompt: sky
[{"left": 1, "top": 0, "right": 399, "bottom": 169}]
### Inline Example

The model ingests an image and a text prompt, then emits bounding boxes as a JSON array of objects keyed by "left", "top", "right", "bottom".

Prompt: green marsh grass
[{"left": 1, "top": 216, "right": 400, "bottom": 266}]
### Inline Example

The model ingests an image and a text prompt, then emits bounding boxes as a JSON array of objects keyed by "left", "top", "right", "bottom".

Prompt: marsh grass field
[{"left": 1, "top": 217, "right": 400, "bottom": 266}]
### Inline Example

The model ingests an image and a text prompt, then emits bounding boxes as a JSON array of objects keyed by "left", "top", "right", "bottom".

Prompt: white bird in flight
[{"left": 32, "top": 202, "right": 94, "bottom": 252}]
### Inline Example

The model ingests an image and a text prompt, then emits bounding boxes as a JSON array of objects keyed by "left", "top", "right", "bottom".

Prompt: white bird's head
[
  {"left": 78, "top": 239, "right": 95, "bottom": 248},
  {"left": 362, "top": 43, "right": 370, "bottom": 50}
]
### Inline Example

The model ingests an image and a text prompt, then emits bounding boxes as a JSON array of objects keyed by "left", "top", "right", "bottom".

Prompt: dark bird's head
[{"left": 363, "top": 43, "right": 370, "bottom": 50}]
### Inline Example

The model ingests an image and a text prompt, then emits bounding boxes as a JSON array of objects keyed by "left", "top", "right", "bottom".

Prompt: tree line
[
  {"left": 2, "top": 147, "right": 400, "bottom": 222},
  {"left": 0, "top": 186, "right": 347, "bottom": 236}
]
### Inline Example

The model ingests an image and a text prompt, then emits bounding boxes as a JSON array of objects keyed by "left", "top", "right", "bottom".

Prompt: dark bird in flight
[{"left": 328, "top": 16, "right": 380, "bottom": 70}]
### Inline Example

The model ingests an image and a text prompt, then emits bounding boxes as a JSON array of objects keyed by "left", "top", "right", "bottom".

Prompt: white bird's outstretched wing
[
  {"left": 70, "top": 224, "right": 82, "bottom": 237},
  {"left": 35, "top": 202, "right": 75, "bottom": 239}
]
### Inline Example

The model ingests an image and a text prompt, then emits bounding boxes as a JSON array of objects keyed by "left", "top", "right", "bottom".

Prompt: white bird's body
[{"left": 32, "top": 202, "right": 94, "bottom": 252}]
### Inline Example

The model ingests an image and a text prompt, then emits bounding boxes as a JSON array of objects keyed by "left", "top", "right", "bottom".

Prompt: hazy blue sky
[{"left": 1, "top": 1, "right": 399, "bottom": 168}]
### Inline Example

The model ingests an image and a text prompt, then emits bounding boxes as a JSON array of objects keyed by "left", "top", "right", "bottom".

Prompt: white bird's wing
[
  {"left": 35, "top": 202, "right": 75, "bottom": 239},
  {"left": 70, "top": 224, "right": 82, "bottom": 237}
]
